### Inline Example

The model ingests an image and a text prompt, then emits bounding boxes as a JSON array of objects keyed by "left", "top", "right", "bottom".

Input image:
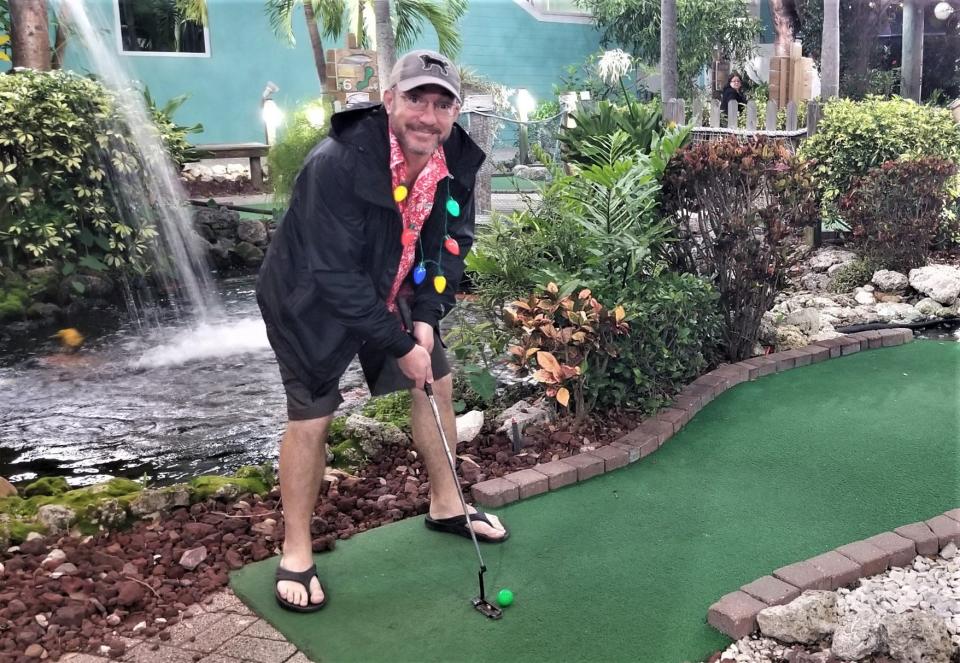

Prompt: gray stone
[
  {"left": 232, "top": 241, "right": 265, "bottom": 267},
  {"left": 193, "top": 206, "right": 240, "bottom": 239},
  {"left": 129, "top": 484, "right": 192, "bottom": 517},
  {"left": 854, "top": 288, "right": 876, "bottom": 306},
  {"left": 872, "top": 270, "right": 909, "bottom": 292},
  {"left": 775, "top": 325, "right": 809, "bottom": 351},
  {"left": 909, "top": 265, "right": 960, "bottom": 306},
  {"left": 757, "top": 590, "right": 838, "bottom": 644},
  {"left": 26, "top": 303, "right": 61, "bottom": 320},
  {"left": 59, "top": 274, "right": 114, "bottom": 301},
  {"left": 785, "top": 308, "right": 821, "bottom": 335},
  {"left": 36, "top": 504, "right": 75, "bottom": 534},
  {"left": 178, "top": 546, "right": 208, "bottom": 571},
  {"left": 495, "top": 399, "right": 552, "bottom": 434},
  {"left": 456, "top": 410, "right": 484, "bottom": 443},
  {"left": 831, "top": 612, "right": 882, "bottom": 660},
  {"left": 237, "top": 219, "right": 268, "bottom": 246},
  {"left": 800, "top": 273, "right": 831, "bottom": 292},
  {"left": 92, "top": 499, "right": 127, "bottom": 528},
  {"left": 808, "top": 248, "right": 859, "bottom": 273},
  {"left": 344, "top": 413, "right": 409, "bottom": 458},
  {"left": 874, "top": 302, "right": 923, "bottom": 323},
  {"left": 915, "top": 297, "right": 949, "bottom": 317},
  {"left": 881, "top": 611, "right": 953, "bottom": 663}
]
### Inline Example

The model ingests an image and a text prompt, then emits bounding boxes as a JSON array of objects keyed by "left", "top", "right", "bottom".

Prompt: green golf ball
[{"left": 496, "top": 588, "right": 514, "bottom": 607}]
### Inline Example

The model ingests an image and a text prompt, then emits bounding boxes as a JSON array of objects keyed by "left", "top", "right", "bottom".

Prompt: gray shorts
[{"left": 277, "top": 331, "right": 450, "bottom": 421}]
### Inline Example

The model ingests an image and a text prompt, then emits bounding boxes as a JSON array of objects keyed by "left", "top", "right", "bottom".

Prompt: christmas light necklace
[{"left": 393, "top": 179, "right": 460, "bottom": 293}]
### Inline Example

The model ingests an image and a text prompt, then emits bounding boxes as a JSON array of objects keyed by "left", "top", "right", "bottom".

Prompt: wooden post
[
  {"left": 785, "top": 101, "right": 798, "bottom": 131},
  {"left": 746, "top": 101, "right": 758, "bottom": 131},
  {"left": 765, "top": 101, "right": 778, "bottom": 131},
  {"left": 692, "top": 98, "right": 704, "bottom": 128},
  {"left": 250, "top": 157, "right": 264, "bottom": 190},
  {"left": 805, "top": 99, "right": 821, "bottom": 137},
  {"left": 710, "top": 100, "right": 721, "bottom": 128},
  {"left": 727, "top": 99, "right": 738, "bottom": 129},
  {"left": 674, "top": 98, "right": 686, "bottom": 126}
]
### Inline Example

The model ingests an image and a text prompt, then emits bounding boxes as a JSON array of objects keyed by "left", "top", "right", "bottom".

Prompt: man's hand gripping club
[{"left": 397, "top": 319, "right": 434, "bottom": 389}]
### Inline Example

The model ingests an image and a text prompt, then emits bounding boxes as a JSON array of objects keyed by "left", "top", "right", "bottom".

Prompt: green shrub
[
  {"left": 0, "top": 70, "right": 165, "bottom": 271},
  {"left": 799, "top": 97, "right": 960, "bottom": 224},
  {"left": 663, "top": 137, "right": 819, "bottom": 361},
  {"left": 268, "top": 99, "right": 332, "bottom": 206},
  {"left": 840, "top": 158, "right": 957, "bottom": 272},
  {"left": 829, "top": 258, "right": 882, "bottom": 294},
  {"left": 142, "top": 87, "right": 204, "bottom": 167},
  {"left": 559, "top": 100, "right": 664, "bottom": 166}
]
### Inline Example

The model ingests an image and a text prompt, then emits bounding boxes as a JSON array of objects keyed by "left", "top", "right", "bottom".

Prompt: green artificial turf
[
  {"left": 491, "top": 175, "right": 539, "bottom": 192},
  {"left": 231, "top": 340, "right": 960, "bottom": 662}
]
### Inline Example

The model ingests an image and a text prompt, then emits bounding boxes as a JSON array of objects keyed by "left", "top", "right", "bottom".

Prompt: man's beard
[{"left": 396, "top": 123, "right": 447, "bottom": 156}]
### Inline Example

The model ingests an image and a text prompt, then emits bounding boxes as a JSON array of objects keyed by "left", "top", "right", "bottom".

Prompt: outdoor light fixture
[
  {"left": 305, "top": 104, "right": 326, "bottom": 129},
  {"left": 935, "top": 1, "right": 955, "bottom": 20},
  {"left": 515, "top": 88, "right": 536, "bottom": 121},
  {"left": 260, "top": 81, "right": 283, "bottom": 145}
]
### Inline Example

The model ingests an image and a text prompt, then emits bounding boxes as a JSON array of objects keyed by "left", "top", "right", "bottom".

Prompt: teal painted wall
[{"left": 51, "top": 0, "right": 600, "bottom": 144}]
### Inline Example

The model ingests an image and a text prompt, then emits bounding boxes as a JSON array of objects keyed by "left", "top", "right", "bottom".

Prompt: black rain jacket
[{"left": 256, "top": 104, "right": 485, "bottom": 396}]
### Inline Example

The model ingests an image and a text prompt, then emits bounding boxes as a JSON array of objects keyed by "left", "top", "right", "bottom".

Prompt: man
[{"left": 256, "top": 50, "right": 509, "bottom": 613}]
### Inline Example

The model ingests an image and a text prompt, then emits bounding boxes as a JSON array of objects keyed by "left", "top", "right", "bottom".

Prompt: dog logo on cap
[{"left": 419, "top": 53, "right": 449, "bottom": 75}]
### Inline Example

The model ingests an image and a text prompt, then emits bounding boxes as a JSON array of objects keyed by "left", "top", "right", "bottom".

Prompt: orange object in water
[{"left": 54, "top": 328, "right": 85, "bottom": 349}]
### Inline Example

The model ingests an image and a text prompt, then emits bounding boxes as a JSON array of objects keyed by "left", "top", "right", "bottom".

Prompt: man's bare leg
[
  {"left": 409, "top": 375, "right": 506, "bottom": 540},
  {"left": 276, "top": 416, "right": 331, "bottom": 607}
]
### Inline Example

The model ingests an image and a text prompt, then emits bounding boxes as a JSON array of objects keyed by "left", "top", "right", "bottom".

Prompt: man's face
[{"left": 384, "top": 84, "right": 459, "bottom": 158}]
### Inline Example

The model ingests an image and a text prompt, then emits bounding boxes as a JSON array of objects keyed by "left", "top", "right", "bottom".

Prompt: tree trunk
[
  {"left": 9, "top": 0, "right": 50, "bottom": 71},
  {"left": 769, "top": 0, "right": 795, "bottom": 54},
  {"left": 51, "top": 12, "right": 67, "bottom": 70},
  {"left": 660, "top": 0, "right": 678, "bottom": 102},
  {"left": 900, "top": 0, "right": 924, "bottom": 101},
  {"left": 372, "top": 0, "right": 396, "bottom": 89},
  {"left": 303, "top": 2, "right": 330, "bottom": 94},
  {"left": 820, "top": 0, "right": 840, "bottom": 98}
]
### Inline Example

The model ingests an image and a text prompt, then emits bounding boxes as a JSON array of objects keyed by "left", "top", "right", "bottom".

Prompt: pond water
[{"left": 0, "top": 275, "right": 373, "bottom": 487}]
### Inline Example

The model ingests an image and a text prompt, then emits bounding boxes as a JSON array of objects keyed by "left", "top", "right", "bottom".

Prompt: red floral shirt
[{"left": 385, "top": 126, "right": 449, "bottom": 311}]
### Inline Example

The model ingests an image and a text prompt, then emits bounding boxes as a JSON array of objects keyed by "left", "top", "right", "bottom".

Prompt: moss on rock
[
  {"left": 189, "top": 475, "right": 269, "bottom": 501},
  {"left": 23, "top": 476, "right": 70, "bottom": 498}
]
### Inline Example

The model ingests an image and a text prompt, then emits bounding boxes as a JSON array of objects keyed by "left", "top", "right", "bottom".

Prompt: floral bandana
[{"left": 385, "top": 125, "right": 449, "bottom": 312}]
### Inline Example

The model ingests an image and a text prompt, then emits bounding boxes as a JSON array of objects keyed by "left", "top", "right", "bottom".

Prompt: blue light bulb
[{"left": 413, "top": 264, "right": 427, "bottom": 285}]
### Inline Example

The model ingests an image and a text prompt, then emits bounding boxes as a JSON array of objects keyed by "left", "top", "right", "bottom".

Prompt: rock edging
[{"left": 471, "top": 328, "right": 914, "bottom": 510}]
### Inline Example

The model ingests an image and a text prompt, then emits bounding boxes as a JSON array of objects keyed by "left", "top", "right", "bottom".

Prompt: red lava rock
[
  {"left": 225, "top": 550, "right": 244, "bottom": 570},
  {"left": 24, "top": 643, "right": 45, "bottom": 658},
  {"left": 52, "top": 605, "right": 86, "bottom": 628},
  {"left": 116, "top": 581, "right": 145, "bottom": 607}
]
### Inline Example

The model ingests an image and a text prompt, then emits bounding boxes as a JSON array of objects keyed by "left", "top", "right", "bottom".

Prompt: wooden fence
[{"left": 663, "top": 98, "right": 821, "bottom": 150}]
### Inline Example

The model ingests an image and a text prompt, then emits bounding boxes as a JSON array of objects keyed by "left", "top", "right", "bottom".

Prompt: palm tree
[
  {"left": 266, "top": 0, "right": 467, "bottom": 95},
  {"left": 9, "top": 0, "right": 50, "bottom": 70},
  {"left": 659, "top": 0, "right": 677, "bottom": 102},
  {"left": 821, "top": 0, "right": 839, "bottom": 98}
]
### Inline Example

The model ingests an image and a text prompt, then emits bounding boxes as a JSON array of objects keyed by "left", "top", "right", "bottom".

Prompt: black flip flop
[
  {"left": 424, "top": 511, "right": 510, "bottom": 543},
  {"left": 275, "top": 563, "right": 327, "bottom": 613}
]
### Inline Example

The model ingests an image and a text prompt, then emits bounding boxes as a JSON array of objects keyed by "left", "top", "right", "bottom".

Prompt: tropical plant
[
  {"left": 840, "top": 158, "right": 958, "bottom": 272},
  {"left": 798, "top": 97, "right": 960, "bottom": 224},
  {"left": 575, "top": 0, "right": 761, "bottom": 95},
  {"left": 0, "top": 70, "right": 164, "bottom": 272},
  {"left": 0, "top": 0, "right": 11, "bottom": 63},
  {"left": 265, "top": 0, "right": 467, "bottom": 93},
  {"left": 662, "top": 137, "right": 819, "bottom": 361},
  {"left": 506, "top": 283, "right": 628, "bottom": 420},
  {"left": 142, "top": 87, "right": 204, "bottom": 167},
  {"left": 559, "top": 101, "right": 660, "bottom": 165},
  {"left": 267, "top": 98, "right": 333, "bottom": 206}
]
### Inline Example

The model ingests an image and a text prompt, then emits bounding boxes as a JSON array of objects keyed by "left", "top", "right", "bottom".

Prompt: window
[
  {"left": 516, "top": 0, "right": 592, "bottom": 23},
  {"left": 115, "top": 0, "right": 210, "bottom": 57}
]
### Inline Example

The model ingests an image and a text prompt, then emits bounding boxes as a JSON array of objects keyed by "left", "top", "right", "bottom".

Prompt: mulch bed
[
  {"left": 182, "top": 177, "right": 265, "bottom": 200},
  {"left": 0, "top": 411, "right": 638, "bottom": 661}
]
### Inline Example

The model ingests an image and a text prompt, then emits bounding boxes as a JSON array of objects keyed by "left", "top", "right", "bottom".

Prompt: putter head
[{"left": 472, "top": 597, "right": 503, "bottom": 619}]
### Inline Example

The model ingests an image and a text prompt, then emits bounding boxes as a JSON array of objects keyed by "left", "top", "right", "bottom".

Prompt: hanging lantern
[
  {"left": 433, "top": 275, "right": 447, "bottom": 293},
  {"left": 413, "top": 264, "right": 427, "bottom": 285},
  {"left": 401, "top": 228, "right": 417, "bottom": 246},
  {"left": 443, "top": 236, "right": 460, "bottom": 256},
  {"left": 393, "top": 185, "right": 408, "bottom": 202},
  {"left": 445, "top": 198, "right": 460, "bottom": 217}
]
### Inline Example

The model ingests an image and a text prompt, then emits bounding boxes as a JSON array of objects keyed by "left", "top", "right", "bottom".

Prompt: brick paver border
[
  {"left": 466, "top": 327, "right": 949, "bottom": 643},
  {"left": 471, "top": 329, "right": 915, "bottom": 508},
  {"left": 706, "top": 509, "right": 960, "bottom": 640}
]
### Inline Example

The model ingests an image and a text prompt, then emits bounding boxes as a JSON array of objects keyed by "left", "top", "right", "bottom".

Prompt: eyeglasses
[{"left": 398, "top": 91, "right": 460, "bottom": 118}]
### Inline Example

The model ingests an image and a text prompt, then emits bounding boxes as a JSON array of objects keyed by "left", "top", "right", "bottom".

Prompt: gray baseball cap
[{"left": 388, "top": 50, "right": 461, "bottom": 103}]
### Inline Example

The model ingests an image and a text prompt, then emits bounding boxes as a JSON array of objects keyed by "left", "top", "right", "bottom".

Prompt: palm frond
[
  {"left": 312, "top": 0, "right": 348, "bottom": 39},
  {"left": 394, "top": 0, "right": 463, "bottom": 57},
  {"left": 265, "top": 0, "right": 299, "bottom": 43},
  {"left": 175, "top": 0, "right": 208, "bottom": 26}
]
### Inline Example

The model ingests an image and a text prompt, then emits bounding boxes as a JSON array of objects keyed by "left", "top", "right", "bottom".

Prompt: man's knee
[
  {"left": 284, "top": 416, "right": 332, "bottom": 446},
  {"left": 410, "top": 374, "right": 453, "bottom": 404}
]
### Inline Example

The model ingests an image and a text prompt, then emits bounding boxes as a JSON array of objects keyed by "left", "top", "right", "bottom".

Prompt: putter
[{"left": 397, "top": 299, "right": 503, "bottom": 620}]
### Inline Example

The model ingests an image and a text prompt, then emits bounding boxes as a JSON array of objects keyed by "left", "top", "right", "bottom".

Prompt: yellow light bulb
[
  {"left": 393, "top": 185, "right": 408, "bottom": 202},
  {"left": 433, "top": 275, "right": 446, "bottom": 293}
]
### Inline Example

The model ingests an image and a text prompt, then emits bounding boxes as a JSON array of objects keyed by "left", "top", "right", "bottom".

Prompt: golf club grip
[{"left": 396, "top": 298, "right": 434, "bottom": 396}]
